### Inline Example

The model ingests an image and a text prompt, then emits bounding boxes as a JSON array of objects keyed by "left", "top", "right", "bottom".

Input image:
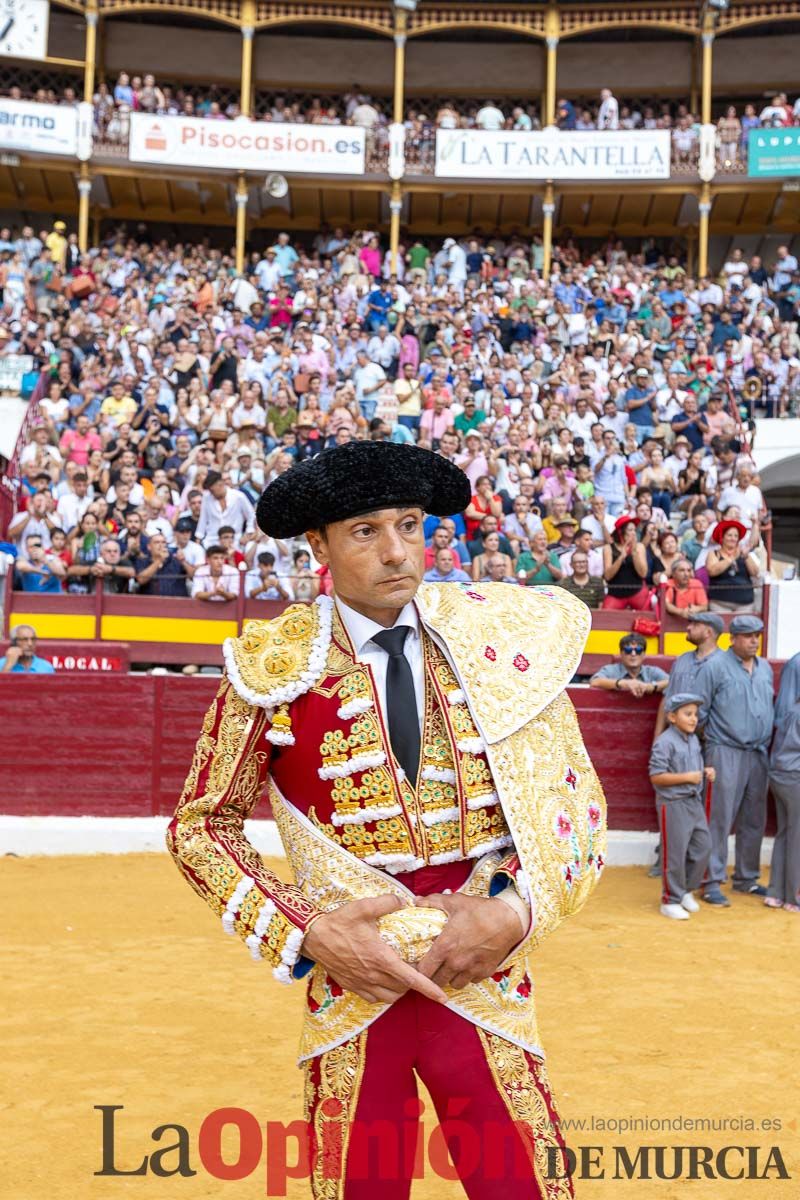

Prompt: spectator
[
  {"left": 602, "top": 515, "right": 650, "bottom": 611},
  {"left": 662, "top": 559, "right": 708, "bottom": 618},
  {"left": 134, "top": 532, "right": 189, "bottom": 597},
  {"left": 0, "top": 624, "right": 55, "bottom": 674},
  {"left": 173, "top": 518, "right": 205, "bottom": 580},
  {"left": 192, "top": 544, "right": 239, "bottom": 601},
  {"left": 597, "top": 88, "right": 619, "bottom": 131},
  {"left": 195, "top": 470, "right": 256, "bottom": 547},
  {"left": 705, "top": 519, "right": 760, "bottom": 612},
  {"left": 481, "top": 553, "right": 518, "bottom": 584},
  {"left": 424, "top": 546, "right": 471, "bottom": 584},
  {"left": 590, "top": 632, "right": 669, "bottom": 697},
  {"left": 562, "top": 527, "right": 604, "bottom": 577},
  {"left": 516, "top": 529, "right": 564, "bottom": 586},
  {"left": 246, "top": 551, "right": 293, "bottom": 601},
  {"left": 290, "top": 548, "right": 320, "bottom": 602},
  {"left": 14, "top": 534, "right": 65, "bottom": 593},
  {"left": 558, "top": 550, "right": 605, "bottom": 608}
]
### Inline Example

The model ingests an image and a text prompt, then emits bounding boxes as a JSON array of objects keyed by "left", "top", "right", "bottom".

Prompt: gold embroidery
[
  {"left": 347, "top": 712, "right": 383, "bottom": 754},
  {"left": 320, "top": 729, "right": 349, "bottom": 768},
  {"left": 331, "top": 768, "right": 399, "bottom": 821},
  {"left": 305, "top": 1033, "right": 368, "bottom": 1199},
  {"left": 417, "top": 583, "right": 591, "bottom": 744},
  {"left": 168, "top": 680, "right": 319, "bottom": 968},
  {"left": 336, "top": 671, "right": 372, "bottom": 706},
  {"left": 478, "top": 1030, "right": 574, "bottom": 1199},
  {"left": 418, "top": 777, "right": 457, "bottom": 812},
  {"left": 461, "top": 752, "right": 496, "bottom": 801},
  {"left": 226, "top": 603, "right": 322, "bottom": 699}
]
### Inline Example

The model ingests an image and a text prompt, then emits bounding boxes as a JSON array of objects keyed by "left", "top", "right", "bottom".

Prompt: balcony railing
[{"left": 89, "top": 123, "right": 755, "bottom": 181}]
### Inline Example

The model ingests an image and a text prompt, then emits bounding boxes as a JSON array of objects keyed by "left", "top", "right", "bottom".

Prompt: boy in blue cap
[{"left": 649, "top": 694, "right": 715, "bottom": 920}]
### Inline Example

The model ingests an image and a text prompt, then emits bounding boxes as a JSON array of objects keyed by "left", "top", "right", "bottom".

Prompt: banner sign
[
  {"left": 435, "top": 129, "right": 671, "bottom": 181},
  {"left": 129, "top": 114, "right": 366, "bottom": 175},
  {"left": 748, "top": 128, "right": 800, "bottom": 178},
  {"left": 0, "top": 100, "right": 78, "bottom": 157},
  {"left": 0, "top": 355, "right": 34, "bottom": 392}
]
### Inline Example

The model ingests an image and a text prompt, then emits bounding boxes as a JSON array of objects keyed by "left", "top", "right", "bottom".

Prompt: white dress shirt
[
  {"left": 195, "top": 487, "right": 256, "bottom": 545},
  {"left": 336, "top": 598, "right": 424, "bottom": 733}
]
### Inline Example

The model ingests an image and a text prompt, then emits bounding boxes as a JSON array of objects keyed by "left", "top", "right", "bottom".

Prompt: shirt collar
[{"left": 336, "top": 596, "right": 421, "bottom": 657}]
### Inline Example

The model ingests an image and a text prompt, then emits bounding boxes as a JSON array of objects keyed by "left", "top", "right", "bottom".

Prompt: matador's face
[{"left": 307, "top": 507, "right": 425, "bottom": 621}]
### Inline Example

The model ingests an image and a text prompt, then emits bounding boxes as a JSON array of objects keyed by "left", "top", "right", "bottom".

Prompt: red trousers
[{"left": 303, "top": 864, "right": 574, "bottom": 1200}]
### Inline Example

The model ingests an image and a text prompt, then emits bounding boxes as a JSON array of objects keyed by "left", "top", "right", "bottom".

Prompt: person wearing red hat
[
  {"left": 601, "top": 514, "right": 651, "bottom": 610},
  {"left": 705, "top": 520, "right": 760, "bottom": 613}
]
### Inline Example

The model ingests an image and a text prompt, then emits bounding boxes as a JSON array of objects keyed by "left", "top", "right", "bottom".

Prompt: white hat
[{"left": 443, "top": 238, "right": 456, "bottom": 248}]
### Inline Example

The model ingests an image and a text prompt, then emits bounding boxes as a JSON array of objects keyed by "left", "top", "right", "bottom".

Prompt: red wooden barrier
[
  {"left": 0, "top": 676, "right": 779, "bottom": 832},
  {"left": 0, "top": 675, "right": 662, "bottom": 828}
]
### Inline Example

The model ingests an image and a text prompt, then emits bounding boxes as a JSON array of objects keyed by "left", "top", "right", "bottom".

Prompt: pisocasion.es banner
[
  {"left": 435, "top": 129, "right": 672, "bottom": 181},
  {"left": 128, "top": 114, "right": 366, "bottom": 175}
]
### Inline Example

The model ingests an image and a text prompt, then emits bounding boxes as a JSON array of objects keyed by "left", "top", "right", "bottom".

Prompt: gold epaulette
[
  {"left": 222, "top": 595, "right": 334, "bottom": 710},
  {"left": 416, "top": 582, "right": 590, "bottom": 743}
]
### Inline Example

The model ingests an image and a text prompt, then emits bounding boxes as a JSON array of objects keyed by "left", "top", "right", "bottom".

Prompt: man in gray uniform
[
  {"left": 774, "top": 651, "right": 800, "bottom": 726},
  {"left": 765, "top": 674, "right": 800, "bottom": 912},
  {"left": 696, "top": 614, "right": 774, "bottom": 906},
  {"left": 649, "top": 693, "right": 714, "bottom": 920},
  {"left": 666, "top": 612, "right": 724, "bottom": 697}
]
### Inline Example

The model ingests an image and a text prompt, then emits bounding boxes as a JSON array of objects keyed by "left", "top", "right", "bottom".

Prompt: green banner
[{"left": 748, "top": 128, "right": 800, "bottom": 178}]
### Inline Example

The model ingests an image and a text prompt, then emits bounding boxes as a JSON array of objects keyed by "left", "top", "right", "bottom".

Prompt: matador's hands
[
  {"left": 414, "top": 893, "right": 524, "bottom": 991},
  {"left": 301, "top": 895, "right": 448, "bottom": 1007}
]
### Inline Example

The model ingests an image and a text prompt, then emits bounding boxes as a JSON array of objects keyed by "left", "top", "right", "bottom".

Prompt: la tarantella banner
[
  {"left": 435, "top": 129, "right": 671, "bottom": 181},
  {"left": 0, "top": 100, "right": 78, "bottom": 157},
  {"left": 129, "top": 114, "right": 366, "bottom": 175}
]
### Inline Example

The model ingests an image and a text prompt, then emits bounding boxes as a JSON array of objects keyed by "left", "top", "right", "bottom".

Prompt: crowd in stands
[
  {"left": 1, "top": 222, "right": 798, "bottom": 635},
  {"left": 6, "top": 78, "right": 800, "bottom": 168}
]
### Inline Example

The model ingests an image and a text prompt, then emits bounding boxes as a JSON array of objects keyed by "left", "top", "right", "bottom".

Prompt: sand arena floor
[{"left": 3, "top": 855, "right": 798, "bottom": 1199}]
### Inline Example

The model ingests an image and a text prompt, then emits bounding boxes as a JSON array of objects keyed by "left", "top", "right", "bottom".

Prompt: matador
[{"left": 168, "top": 441, "right": 606, "bottom": 1198}]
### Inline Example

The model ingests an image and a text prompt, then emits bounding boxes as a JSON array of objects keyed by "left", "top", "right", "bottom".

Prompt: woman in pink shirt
[{"left": 359, "top": 235, "right": 382, "bottom": 279}]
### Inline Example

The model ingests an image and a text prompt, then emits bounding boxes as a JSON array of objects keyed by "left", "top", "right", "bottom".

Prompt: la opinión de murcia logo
[{"left": 94, "top": 1106, "right": 791, "bottom": 1193}]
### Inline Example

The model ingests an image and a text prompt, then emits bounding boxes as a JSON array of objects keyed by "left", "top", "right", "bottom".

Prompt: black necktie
[{"left": 372, "top": 626, "right": 420, "bottom": 785}]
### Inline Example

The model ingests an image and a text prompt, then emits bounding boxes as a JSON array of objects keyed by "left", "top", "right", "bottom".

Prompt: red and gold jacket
[{"left": 168, "top": 583, "right": 606, "bottom": 1061}]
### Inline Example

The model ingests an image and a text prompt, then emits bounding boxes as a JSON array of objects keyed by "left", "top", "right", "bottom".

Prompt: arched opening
[{"left": 760, "top": 454, "right": 800, "bottom": 565}]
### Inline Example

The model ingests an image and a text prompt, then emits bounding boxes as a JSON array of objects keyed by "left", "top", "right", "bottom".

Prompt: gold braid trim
[
  {"left": 477, "top": 1030, "right": 574, "bottom": 1200},
  {"left": 304, "top": 1033, "right": 368, "bottom": 1200},
  {"left": 167, "top": 679, "right": 319, "bottom": 972}
]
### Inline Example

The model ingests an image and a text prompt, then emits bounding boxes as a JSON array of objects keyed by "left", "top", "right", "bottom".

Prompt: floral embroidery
[
  {"left": 465, "top": 590, "right": 487, "bottom": 602},
  {"left": 491, "top": 967, "right": 512, "bottom": 994},
  {"left": 307, "top": 974, "right": 344, "bottom": 1016},
  {"left": 588, "top": 803, "right": 602, "bottom": 830},
  {"left": 555, "top": 813, "right": 572, "bottom": 839},
  {"left": 513, "top": 654, "right": 530, "bottom": 673},
  {"left": 484, "top": 646, "right": 497, "bottom": 662},
  {"left": 515, "top": 972, "right": 532, "bottom": 1000}
]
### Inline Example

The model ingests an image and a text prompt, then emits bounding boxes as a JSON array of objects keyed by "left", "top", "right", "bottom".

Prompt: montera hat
[{"left": 256, "top": 441, "right": 471, "bottom": 538}]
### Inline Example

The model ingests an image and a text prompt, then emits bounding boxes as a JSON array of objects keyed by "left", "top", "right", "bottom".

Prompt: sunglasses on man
[{"left": 621, "top": 644, "right": 645, "bottom": 656}]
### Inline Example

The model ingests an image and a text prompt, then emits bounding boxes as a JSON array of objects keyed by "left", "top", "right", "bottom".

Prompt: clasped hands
[{"left": 301, "top": 892, "right": 525, "bottom": 1007}]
